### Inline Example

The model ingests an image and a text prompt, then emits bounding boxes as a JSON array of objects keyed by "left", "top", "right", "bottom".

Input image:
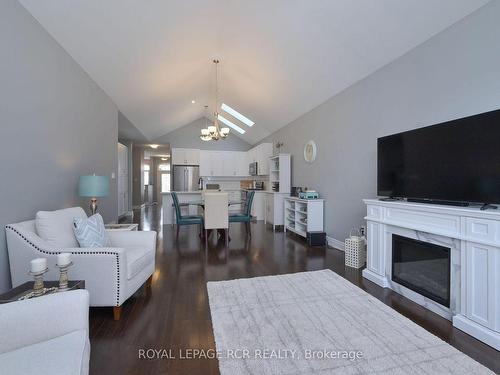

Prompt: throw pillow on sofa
[
  {"left": 36, "top": 207, "right": 88, "bottom": 248},
  {"left": 73, "top": 213, "right": 110, "bottom": 248}
]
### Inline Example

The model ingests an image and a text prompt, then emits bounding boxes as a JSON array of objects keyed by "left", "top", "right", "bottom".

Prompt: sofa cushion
[
  {"left": 0, "top": 330, "right": 89, "bottom": 375},
  {"left": 126, "top": 247, "right": 154, "bottom": 280},
  {"left": 73, "top": 214, "right": 109, "bottom": 248},
  {"left": 36, "top": 207, "right": 87, "bottom": 248}
]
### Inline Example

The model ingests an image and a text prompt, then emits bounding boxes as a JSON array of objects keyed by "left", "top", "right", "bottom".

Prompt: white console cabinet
[
  {"left": 284, "top": 197, "right": 324, "bottom": 238},
  {"left": 363, "top": 199, "right": 500, "bottom": 350}
]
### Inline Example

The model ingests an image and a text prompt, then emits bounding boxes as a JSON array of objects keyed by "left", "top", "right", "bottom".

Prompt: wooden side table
[{"left": 0, "top": 280, "right": 85, "bottom": 304}]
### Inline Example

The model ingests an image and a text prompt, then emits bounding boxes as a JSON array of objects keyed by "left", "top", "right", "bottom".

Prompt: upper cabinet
[
  {"left": 257, "top": 143, "right": 273, "bottom": 175},
  {"left": 200, "top": 151, "right": 224, "bottom": 176},
  {"left": 200, "top": 150, "right": 247, "bottom": 177},
  {"left": 182, "top": 143, "right": 273, "bottom": 177},
  {"left": 247, "top": 143, "right": 273, "bottom": 175},
  {"left": 224, "top": 151, "right": 248, "bottom": 176},
  {"left": 171, "top": 148, "right": 200, "bottom": 165}
]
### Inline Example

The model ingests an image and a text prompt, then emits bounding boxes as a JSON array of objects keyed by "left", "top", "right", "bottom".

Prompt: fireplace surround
[
  {"left": 391, "top": 234, "right": 450, "bottom": 308},
  {"left": 362, "top": 199, "right": 500, "bottom": 350}
]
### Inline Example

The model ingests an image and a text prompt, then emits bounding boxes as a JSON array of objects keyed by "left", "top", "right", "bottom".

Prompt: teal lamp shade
[{"left": 78, "top": 175, "right": 109, "bottom": 197}]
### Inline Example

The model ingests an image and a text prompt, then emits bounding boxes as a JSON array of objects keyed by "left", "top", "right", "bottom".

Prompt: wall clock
[{"left": 303, "top": 140, "right": 317, "bottom": 163}]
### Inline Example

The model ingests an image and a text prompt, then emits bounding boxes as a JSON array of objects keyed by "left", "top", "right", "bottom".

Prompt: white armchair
[
  {"left": 0, "top": 290, "right": 90, "bottom": 375},
  {"left": 6, "top": 207, "right": 157, "bottom": 320}
]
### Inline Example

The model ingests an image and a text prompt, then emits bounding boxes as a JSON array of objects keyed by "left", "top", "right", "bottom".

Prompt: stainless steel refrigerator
[{"left": 172, "top": 165, "right": 200, "bottom": 191}]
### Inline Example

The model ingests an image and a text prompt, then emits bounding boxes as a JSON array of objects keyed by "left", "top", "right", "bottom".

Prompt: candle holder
[
  {"left": 56, "top": 261, "right": 73, "bottom": 291},
  {"left": 28, "top": 268, "right": 49, "bottom": 297}
]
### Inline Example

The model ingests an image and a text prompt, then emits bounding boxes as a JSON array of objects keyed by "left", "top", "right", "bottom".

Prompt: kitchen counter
[{"left": 162, "top": 191, "right": 202, "bottom": 194}]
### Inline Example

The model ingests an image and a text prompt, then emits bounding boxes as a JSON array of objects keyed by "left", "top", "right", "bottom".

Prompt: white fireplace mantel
[{"left": 362, "top": 199, "right": 500, "bottom": 350}]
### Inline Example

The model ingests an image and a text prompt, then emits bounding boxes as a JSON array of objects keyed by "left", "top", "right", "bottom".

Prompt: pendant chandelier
[{"left": 200, "top": 59, "right": 230, "bottom": 141}]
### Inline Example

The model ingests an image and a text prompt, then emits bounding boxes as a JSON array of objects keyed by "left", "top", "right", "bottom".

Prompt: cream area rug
[{"left": 207, "top": 270, "right": 493, "bottom": 374}]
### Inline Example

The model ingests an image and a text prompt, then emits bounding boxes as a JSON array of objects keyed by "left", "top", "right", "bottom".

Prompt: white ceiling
[{"left": 19, "top": 0, "right": 490, "bottom": 144}]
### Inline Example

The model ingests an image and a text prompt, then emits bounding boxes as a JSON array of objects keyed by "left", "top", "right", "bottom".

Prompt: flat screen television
[{"left": 377, "top": 109, "right": 500, "bottom": 205}]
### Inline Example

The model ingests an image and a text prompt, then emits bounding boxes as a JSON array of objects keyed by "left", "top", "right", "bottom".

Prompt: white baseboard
[
  {"left": 453, "top": 315, "right": 500, "bottom": 351},
  {"left": 362, "top": 268, "right": 390, "bottom": 288},
  {"left": 326, "top": 236, "right": 344, "bottom": 251}
]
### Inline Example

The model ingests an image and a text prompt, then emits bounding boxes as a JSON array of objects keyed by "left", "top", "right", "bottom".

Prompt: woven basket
[{"left": 345, "top": 229, "right": 366, "bottom": 269}]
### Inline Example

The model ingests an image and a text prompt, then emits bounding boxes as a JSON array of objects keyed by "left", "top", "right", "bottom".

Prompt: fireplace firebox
[{"left": 392, "top": 234, "right": 450, "bottom": 307}]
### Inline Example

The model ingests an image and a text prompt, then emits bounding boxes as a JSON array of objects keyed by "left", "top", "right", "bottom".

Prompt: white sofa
[
  {"left": 0, "top": 290, "right": 90, "bottom": 375},
  {"left": 6, "top": 207, "right": 157, "bottom": 320}
]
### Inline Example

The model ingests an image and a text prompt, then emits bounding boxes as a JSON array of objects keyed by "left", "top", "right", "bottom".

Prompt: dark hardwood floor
[{"left": 89, "top": 206, "right": 500, "bottom": 374}]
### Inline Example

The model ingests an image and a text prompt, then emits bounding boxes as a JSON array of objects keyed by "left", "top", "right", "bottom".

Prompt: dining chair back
[
  {"left": 229, "top": 191, "right": 255, "bottom": 237},
  {"left": 171, "top": 192, "right": 204, "bottom": 240},
  {"left": 204, "top": 192, "right": 229, "bottom": 248},
  {"left": 171, "top": 192, "right": 182, "bottom": 222},
  {"left": 243, "top": 191, "right": 255, "bottom": 216}
]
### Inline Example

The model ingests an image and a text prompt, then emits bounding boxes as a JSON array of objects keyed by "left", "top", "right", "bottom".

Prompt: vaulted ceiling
[{"left": 19, "top": 0, "right": 490, "bottom": 144}]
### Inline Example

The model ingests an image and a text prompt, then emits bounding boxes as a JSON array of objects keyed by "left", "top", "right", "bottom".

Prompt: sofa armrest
[
  {"left": 61, "top": 247, "right": 127, "bottom": 306},
  {"left": 0, "top": 290, "right": 89, "bottom": 354},
  {"left": 107, "top": 230, "right": 157, "bottom": 251}
]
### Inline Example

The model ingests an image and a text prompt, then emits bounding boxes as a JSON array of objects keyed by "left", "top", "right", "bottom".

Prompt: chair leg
[
  {"left": 205, "top": 229, "right": 208, "bottom": 251},
  {"left": 246, "top": 222, "right": 251, "bottom": 237},
  {"left": 113, "top": 306, "right": 122, "bottom": 321},
  {"left": 225, "top": 229, "right": 229, "bottom": 247},
  {"left": 176, "top": 225, "right": 180, "bottom": 240}
]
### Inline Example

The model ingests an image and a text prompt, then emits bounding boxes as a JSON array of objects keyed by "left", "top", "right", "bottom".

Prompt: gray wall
[
  {"left": 132, "top": 146, "right": 145, "bottom": 207},
  {"left": 118, "top": 111, "right": 148, "bottom": 143},
  {"left": 0, "top": 0, "right": 118, "bottom": 292},
  {"left": 153, "top": 118, "right": 251, "bottom": 151},
  {"left": 261, "top": 1, "right": 500, "bottom": 244},
  {"left": 118, "top": 138, "right": 134, "bottom": 212}
]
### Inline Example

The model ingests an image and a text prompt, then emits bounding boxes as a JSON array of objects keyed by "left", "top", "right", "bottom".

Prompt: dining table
[
  {"left": 177, "top": 200, "right": 245, "bottom": 241},
  {"left": 178, "top": 200, "right": 244, "bottom": 208}
]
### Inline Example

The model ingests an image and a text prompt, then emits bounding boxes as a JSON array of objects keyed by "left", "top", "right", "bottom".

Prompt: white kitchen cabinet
[
  {"left": 250, "top": 191, "right": 266, "bottom": 220},
  {"left": 247, "top": 148, "right": 257, "bottom": 163},
  {"left": 257, "top": 143, "right": 273, "bottom": 175},
  {"left": 201, "top": 151, "right": 248, "bottom": 177},
  {"left": 269, "top": 154, "right": 291, "bottom": 193},
  {"left": 222, "top": 152, "right": 236, "bottom": 176},
  {"left": 238, "top": 152, "right": 249, "bottom": 176},
  {"left": 224, "top": 151, "right": 248, "bottom": 176},
  {"left": 246, "top": 143, "right": 273, "bottom": 175},
  {"left": 265, "top": 192, "right": 289, "bottom": 230},
  {"left": 199, "top": 150, "right": 210, "bottom": 176},
  {"left": 171, "top": 148, "right": 200, "bottom": 165},
  {"left": 199, "top": 151, "right": 224, "bottom": 176}
]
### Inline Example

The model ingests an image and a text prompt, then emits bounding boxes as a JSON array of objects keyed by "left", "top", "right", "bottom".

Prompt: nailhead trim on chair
[{"left": 5, "top": 226, "right": 121, "bottom": 306}]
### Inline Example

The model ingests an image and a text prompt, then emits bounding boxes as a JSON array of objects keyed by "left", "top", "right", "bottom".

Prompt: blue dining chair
[
  {"left": 229, "top": 191, "right": 255, "bottom": 237},
  {"left": 171, "top": 192, "right": 204, "bottom": 240}
]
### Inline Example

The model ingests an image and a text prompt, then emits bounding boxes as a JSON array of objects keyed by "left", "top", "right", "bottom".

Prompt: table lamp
[{"left": 78, "top": 174, "right": 109, "bottom": 215}]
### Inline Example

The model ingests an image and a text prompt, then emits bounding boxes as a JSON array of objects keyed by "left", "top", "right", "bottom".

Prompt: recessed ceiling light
[
  {"left": 191, "top": 100, "right": 196, "bottom": 104},
  {"left": 221, "top": 103, "right": 254, "bottom": 127},
  {"left": 217, "top": 114, "right": 245, "bottom": 134},
  {"left": 150, "top": 144, "right": 159, "bottom": 149}
]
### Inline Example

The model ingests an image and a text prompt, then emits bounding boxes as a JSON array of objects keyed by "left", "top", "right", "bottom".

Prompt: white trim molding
[{"left": 327, "top": 236, "right": 344, "bottom": 251}]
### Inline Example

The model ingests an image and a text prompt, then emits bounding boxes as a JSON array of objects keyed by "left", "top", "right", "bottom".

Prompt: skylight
[
  {"left": 221, "top": 103, "right": 254, "bottom": 127},
  {"left": 218, "top": 114, "right": 246, "bottom": 134}
]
